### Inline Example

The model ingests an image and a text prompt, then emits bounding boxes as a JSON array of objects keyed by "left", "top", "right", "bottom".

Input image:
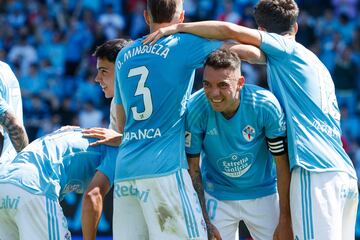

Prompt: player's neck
[
  {"left": 283, "top": 33, "right": 296, "bottom": 39},
  {"left": 150, "top": 23, "right": 173, "bottom": 33},
  {"left": 222, "top": 99, "right": 240, "bottom": 119}
]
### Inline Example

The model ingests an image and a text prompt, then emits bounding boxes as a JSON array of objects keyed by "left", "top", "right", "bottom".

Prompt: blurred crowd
[{"left": 0, "top": 0, "right": 360, "bottom": 234}]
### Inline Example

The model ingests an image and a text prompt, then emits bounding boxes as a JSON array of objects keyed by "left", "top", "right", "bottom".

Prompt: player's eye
[
  {"left": 219, "top": 83, "right": 228, "bottom": 89},
  {"left": 203, "top": 82, "right": 210, "bottom": 88}
]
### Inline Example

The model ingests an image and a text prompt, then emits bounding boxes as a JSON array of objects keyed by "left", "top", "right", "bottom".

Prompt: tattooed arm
[
  {"left": 0, "top": 109, "right": 28, "bottom": 153},
  {"left": 187, "top": 154, "right": 222, "bottom": 240}
]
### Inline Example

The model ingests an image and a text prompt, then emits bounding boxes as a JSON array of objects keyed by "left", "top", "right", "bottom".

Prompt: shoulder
[
  {"left": 187, "top": 89, "right": 210, "bottom": 121},
  {"left": 188, "top": 89, "right": 209, "bottom": 110},
  {"left": 259, "top": 31, "right": 296, "bottom": 54},
  {"left": 242, "top": 84, "right": 282, "bottom": 112}
]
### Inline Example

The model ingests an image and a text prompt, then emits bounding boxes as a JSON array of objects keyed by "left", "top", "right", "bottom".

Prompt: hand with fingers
[
  {"left": 207, "top": 222, "right": 222, "bottom": 240},
  {"left": 143, "top": 24, "right": 181, "bottom": 45},
  {"left": 273, "top": 217, "right": 293, "bottom": 240},
  {"left": 82, "top": 128, "right": 122, "bottom": 147}
]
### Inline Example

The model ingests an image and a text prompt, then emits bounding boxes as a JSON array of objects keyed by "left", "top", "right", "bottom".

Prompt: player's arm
[
  {"left": 225, "top": 43, "right": 266, "bottom": 64},
  {"left": 267, "top": 138, "right": 293, "bottom": 240},
  {"left": 82, "top": 103, "right": 125, "bottom": 147},
  {"left": 187, "top": 154, "right": 222, "bottom": 240},
  {"left": 143, "top": 21, "right": 261, "bottom": 47},
  {"left": 0, "top": 109, "right": 28, "bottom": 153},
  {"left": 115, "top": 104, "right": 125, "bottom": 134},
  {"left": 143, "top": 21, "right": 261, "bottom": 46},
  {"left": 81, "top": 171, "right": 111, "bottom": 240},
  {"left": 143, "top": 21, "right": 264, "bottom": 64},
  {"left": 82, "top": 128, "right": 122, "bottom": 147}
]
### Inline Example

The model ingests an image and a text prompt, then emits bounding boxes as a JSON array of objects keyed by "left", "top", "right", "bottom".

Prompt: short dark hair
[
  {"left": 254, "top": 0, "right": 299, "bottom": 34},
  {"left": 205, "top": 49, "right": 241, "bottom": 71},
  {"left": 93, "top": 39, "right": 132, "bottom": 63},
  {"left": 147, "top": 0, "right": 181, "bottom": 23}
]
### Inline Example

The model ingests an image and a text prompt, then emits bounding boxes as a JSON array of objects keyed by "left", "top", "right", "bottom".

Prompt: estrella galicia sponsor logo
[
  {"left": 114, "top": 183, "right": 150, "bottom": 203},
  {"left": 217, "top": 153, "right": 254, "bottom": 178},
  {"left": 0, "top": 195, "right": 20, "bottom": 210},
  {"left": 312, "top": 119, "right": 340, "bottom": 138},
  {"left": 242, "top": 125, "right": 255, "bottom": 142}
]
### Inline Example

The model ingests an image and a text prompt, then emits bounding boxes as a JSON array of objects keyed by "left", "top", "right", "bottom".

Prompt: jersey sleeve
[
  {"left": 261, "top": 92, "right": 287, "bottom": 138},
  {"left": 96, "top": 146, "right": 117, "bottom": 187},
  {"left": 185, "top": 91, "right": 208, "bottom": 155},
  {"left": 181, "top": 34, "right": 222, "bottom": 69},
  {"left": 0, "top": 96, "right": 9, "bottom": 115},
  {"left": 259, "top": 31, "right": 294, "bottom": 59}
]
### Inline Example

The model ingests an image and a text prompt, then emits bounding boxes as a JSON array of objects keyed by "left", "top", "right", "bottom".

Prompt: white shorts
[
  {"left": 290, "top": 167, "right": 358, "bottom": 240},
  {"left": 0, "top": 183, "right": 71, "bottom": 240},
  {"left": 205, "top": 192, "right": 279, "bottom": 240},
  {"left": 113, "top": 169, "right": 207, "bottom": 240}
]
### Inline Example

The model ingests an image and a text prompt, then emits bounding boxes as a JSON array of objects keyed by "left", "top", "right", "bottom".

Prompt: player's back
[
  {"left": 114, "top": 33, "right": 221, "bottom": 181},
  {"left": 0, "top": 61, "right": 24, "bottom": 163},
  {"left": 0, "top": 128, "right": 116, "bottom": 200},
  {"left": 259, "top": 32, "right": 356, "bottom": 179}
]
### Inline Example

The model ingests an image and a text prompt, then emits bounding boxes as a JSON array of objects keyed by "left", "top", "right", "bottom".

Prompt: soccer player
[
  {"left": 186, "top": 49, "right": 292, "bottom": 240},
  {"left": 81, "top": 39, "right": 131, "bottom": 239},
  {"left": 0, "top": 127, "right": 117, "bottom": 240},
  {"left": 92, "top": 38, "right": 131, "bottom": 132},
  {"left": 0, "top": 61, "right": 28, "bottom": 162},
  {"left": 143, "top": 0, "right": 359, "bottom": 239},
  {"left": 109, "top": 0, "right": 264, "bottom": 239}
]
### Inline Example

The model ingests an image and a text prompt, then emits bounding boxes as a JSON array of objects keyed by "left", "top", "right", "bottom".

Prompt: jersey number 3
[{"left": 129, "top": 66, "right": 153, "bottom": 120}]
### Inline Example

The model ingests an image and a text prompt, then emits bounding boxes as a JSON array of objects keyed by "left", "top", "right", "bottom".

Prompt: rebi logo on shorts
[
  {"left": 0, "top": 195, "right": 20, "bottom": 210},
  {"left": 114, "top": 183, "right": 150, "bottom": 203}
]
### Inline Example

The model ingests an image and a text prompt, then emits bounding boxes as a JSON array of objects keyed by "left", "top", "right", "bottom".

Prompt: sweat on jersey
[
  {"left": 259, "top": 31, "right": 356, "bottom": 179},
  {"left": 0, "top": 61, "right": 24, "bottom": 163},
  {"left": 185, "top": 85, "right": 286, "bottom": 200},
  {"left": 113, "top": 33, "right": 222, "bottom": 181},
  {"left": 0, "top": 128, "right": 118, "bottom": 201}
]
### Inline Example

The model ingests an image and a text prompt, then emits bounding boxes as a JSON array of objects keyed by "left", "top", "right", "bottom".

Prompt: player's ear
[
  {"left": 292, "top": 22, "right": 298, "bottom": 35},
  {"left": 258, "top": 26, "right": 266, "bottom": 31},
  {"left": 178, "top": 10, "right": 185, "bottom": 23},
  {"left": 237, "top": 76, "right": 245, "bottom": 90},
  {"left": 144, "top": 10, "right": 150, "bottom": 26}
]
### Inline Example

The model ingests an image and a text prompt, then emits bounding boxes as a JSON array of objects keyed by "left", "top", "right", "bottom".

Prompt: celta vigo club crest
[{"left": 242, "top": 125, "right": 255, "bottom": 142}]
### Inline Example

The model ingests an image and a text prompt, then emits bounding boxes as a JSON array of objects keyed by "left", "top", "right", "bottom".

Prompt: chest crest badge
[{"left": 242, "top": 125, "right": 255, "bottom": 142}]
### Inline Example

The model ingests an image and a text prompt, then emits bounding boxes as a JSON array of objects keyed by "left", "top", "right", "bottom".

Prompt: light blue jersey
[
  {"left": 0, "top": 61, "right": 24, "bottom": 163},
  {"left": 185, "top": 85, "right": 286, "bottom": 200},
  {"left": 0, "top": 97, "right": 9, "bottom": 116},
  {"left": 0, "top": 128, "right": 117, "bottom": 201},
  {"left": 259, "top": 32, "right": 356, "bottom": 179},
  {"left": 114, "top": 33, "right": 221, "bottom": 181}
]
